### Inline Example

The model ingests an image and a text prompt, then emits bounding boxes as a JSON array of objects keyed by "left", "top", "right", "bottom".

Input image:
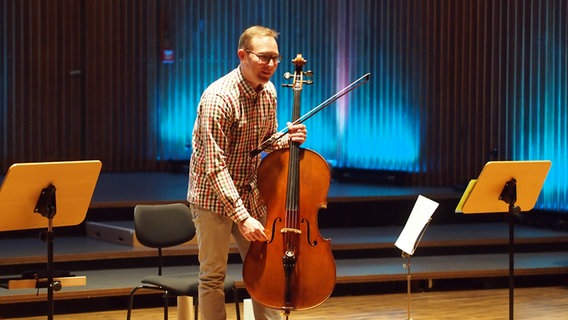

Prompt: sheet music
[{"left": 395, "top": 195, "right": 439, "bottom": 255}]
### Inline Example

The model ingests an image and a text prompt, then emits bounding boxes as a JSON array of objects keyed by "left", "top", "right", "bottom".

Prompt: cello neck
[{"left": 285, "top": 54, "right": 309, "bottom": 231}]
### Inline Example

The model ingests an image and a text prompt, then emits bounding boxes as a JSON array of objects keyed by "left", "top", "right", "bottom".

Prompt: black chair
[{"left": 126, "top": 203, "right": 240, "bottom": 320}]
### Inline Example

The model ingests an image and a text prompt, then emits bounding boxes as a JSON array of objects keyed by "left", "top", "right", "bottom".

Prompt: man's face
[{"left": 238, "top": 36, "right": 280, "bottom": 89}]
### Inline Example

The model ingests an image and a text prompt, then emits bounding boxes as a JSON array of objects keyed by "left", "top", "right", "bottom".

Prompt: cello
[{"left": 242, "top": 54, "right": 336, "bottom": 316}]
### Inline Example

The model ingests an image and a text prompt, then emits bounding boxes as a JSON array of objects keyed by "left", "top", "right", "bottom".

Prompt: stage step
[
  {"left": 85, "top": 221, "right": 141, "bottom": 246},
  {"left": 85, "top": 220, "right": 223, "bottom": 247},
  {"left": 85, "top": 220, "right": 568, "bottom": 250},
  {"left": 2, "top": 251, "right": 568, "bottom": 304},
  {"left": 2, "top": 223, "right": 568, "bottom": 268},
  {"left": 2, "top": 222, "right": 568, "bottom": 317}
]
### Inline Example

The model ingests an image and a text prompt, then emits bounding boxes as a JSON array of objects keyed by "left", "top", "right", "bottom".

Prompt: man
[{"left": 187, "top": 25, "right": 308, "bottom": 320}]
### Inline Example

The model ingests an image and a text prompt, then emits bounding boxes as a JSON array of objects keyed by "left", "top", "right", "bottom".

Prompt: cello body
[
  {"left": 243, "top": 54, "right": 336, "bottom": 313},
  {"left": 242, "top": 147, "right": 336, "bottom": 310}
]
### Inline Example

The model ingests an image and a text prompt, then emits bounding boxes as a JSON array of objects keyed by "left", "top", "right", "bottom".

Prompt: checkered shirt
[{"left": 187, "top": 67, "right": 287, "bottom": 222}]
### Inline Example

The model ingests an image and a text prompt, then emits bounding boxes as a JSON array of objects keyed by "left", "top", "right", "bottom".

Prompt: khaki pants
[{"left": 191, "top": 205, "right": 281, "bottom": 320}]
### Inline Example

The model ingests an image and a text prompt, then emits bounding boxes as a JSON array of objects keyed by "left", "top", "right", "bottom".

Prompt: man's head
[{"left": 237, "top": 26, "right": 281, "bottom": 89}]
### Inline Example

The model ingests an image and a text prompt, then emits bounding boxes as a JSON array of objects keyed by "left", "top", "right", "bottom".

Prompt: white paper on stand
[{"left": 395, "top": 195, "right": 439, "bottom": 255}]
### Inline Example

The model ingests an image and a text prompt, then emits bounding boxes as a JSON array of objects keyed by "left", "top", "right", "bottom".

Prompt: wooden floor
[
  {"left": 2, "top": 172, "right": 568, "bottom": 319},
  {"left": 10, "top": 286, "right": 568, "bottom": 320}
]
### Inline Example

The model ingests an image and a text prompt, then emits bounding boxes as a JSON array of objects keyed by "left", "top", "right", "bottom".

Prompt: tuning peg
[
  {"left": 283, "top": 72, "right": 293, "bottom": 80},
  {"left": 304, "top": 70, "right": 313, "bottom": 77}
]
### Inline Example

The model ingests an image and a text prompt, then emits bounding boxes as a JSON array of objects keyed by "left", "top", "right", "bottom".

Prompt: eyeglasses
[{"left": 246, "top": 50, "right": 282, "bottom": 65}]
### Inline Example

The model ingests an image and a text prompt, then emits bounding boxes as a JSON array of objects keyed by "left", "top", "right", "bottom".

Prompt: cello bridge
[{"left": 280, "top": 227, "right": 301, "bottom": 234}]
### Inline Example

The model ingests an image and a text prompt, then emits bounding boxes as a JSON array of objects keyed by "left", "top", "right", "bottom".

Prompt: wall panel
[
  {"left": 1, "top": 0, "right": 84, "bottom": 167},
  {"left": 83, "top": 0, "right": 157, "bottom": 171},
  {"left": 1, "top": 0, "right": 567, "bottom": 211},
  {"left": 504, "top": 0, "right": 568, "bottom": 211}
]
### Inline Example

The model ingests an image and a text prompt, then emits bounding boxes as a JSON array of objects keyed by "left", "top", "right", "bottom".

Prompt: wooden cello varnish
[{"left": 242, "top": 54, "right": 336, "bottom": 315}]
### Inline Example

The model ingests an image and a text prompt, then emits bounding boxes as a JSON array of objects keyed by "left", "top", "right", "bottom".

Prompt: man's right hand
[{"left": 238, "top": 216, "right": 269, "bottom": 242}]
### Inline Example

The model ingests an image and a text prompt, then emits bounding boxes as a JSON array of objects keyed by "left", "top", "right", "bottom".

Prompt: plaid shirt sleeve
[{"left": 197, "top": 93, "right": 250, "bottom": 221}]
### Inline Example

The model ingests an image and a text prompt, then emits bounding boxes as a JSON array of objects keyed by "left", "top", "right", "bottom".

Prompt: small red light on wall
[{"left": 161, "top": 49, "right": 175, "bottom": 64}]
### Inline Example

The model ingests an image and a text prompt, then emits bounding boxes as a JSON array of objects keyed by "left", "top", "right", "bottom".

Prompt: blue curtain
[
  {"left": 154, "top": 0, "right": 568, "bottom": 212},
  {"left": 505, "top": 0, "right": 568, "bottom": 211},
  {"left": 157, "top": 0, "right": 422, "bottom": 174}
]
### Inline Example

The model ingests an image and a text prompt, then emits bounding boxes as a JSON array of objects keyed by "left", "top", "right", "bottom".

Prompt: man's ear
[{"left": 237, "top": 49, "right": 246, "bottom": 61}]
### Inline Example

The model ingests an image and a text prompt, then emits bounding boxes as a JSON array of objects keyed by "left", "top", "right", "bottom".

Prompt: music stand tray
[
  {"left": 0, "top": 160, "right": 102, "bottom": 231},
  {"left": 455, "top": 160, "right": 551, "bottom": 214}
]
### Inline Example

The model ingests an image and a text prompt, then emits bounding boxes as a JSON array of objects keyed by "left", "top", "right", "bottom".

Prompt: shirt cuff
[{"left": 232, "top": 200, "right": 250, "bottom": 222}]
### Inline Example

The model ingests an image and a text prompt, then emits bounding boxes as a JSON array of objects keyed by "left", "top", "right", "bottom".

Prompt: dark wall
[
  {"left": 1, "top": 0, "right": 158, "bottom": 172},
  {"left": 0, "top": 1, "right": 564, "bottom": 191}
]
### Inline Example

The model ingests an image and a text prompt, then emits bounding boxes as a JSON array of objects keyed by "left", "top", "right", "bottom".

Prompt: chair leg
[
  {"left": 126, "top": 285, "right": 170, "bottom": 320},
  {"left": 193, "top": 294, "right": 199, "bottom": 320},
  {"left": 163, "top": 291, "right": 170, "bottom": 320},
  {"left": 127, "top": 286, "right": 145, "bottom": 320},
  {"left": 233, "top": 286, "right": 241, "bottom": 320}
]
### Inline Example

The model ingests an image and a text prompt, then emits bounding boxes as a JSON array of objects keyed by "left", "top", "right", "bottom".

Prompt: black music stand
[
  {"left": 0, "top": 160, "right": 102, "bottom": 320},
  {"left": 455, "top": 160, "right": 551, "bottom": 320},
  {"left": 395, "top": 195, "right": 439, "bottom": 320}
]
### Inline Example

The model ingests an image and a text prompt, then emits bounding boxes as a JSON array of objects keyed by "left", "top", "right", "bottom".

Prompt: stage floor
[
  {"left": 1, "top": 222, "right": 568, "bottom": 304},
  {"left": 89, "top": 172, "right": 462, "bottom": 207},
  {"left": 1, "top": 172, "right": 568, "bottom": 317},
  {"left": 13, "top": 286, "right": 568, "bottom": 320}
]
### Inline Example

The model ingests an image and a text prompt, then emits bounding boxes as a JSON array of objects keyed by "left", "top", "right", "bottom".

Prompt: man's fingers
[{"left": 248, "top": 230, "right": 268, "bottom": 242}]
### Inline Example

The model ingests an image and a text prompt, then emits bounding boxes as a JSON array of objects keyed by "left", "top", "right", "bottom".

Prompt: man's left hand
[{"left": 287, "top": 122, "right": 307, "bottom": 144}]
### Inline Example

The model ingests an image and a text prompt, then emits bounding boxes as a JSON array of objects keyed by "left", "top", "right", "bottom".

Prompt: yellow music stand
[
  {"left": 0, "top": 160, "right": 102, "bottom": 320},
  {"left": 455, "top": 160, "right": 551, "bottom": 320},
  {"left": 456, "top": 160, "right": 551, "bottom": 215}
]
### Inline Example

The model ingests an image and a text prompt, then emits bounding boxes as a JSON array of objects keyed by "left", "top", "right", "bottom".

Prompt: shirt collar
[{"left": 237, "top": 66, "right": 264, "bottom": 97}]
